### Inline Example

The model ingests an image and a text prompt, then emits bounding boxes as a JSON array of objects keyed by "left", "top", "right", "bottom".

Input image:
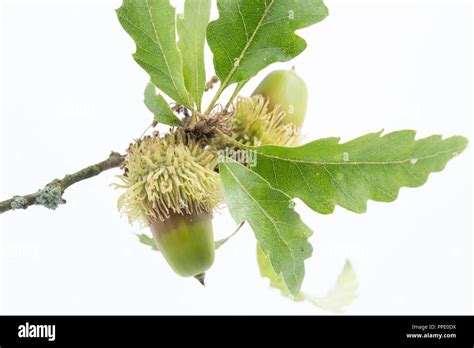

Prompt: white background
[{"left": 0, "top": 0, "right": 472, "bottom": 314}]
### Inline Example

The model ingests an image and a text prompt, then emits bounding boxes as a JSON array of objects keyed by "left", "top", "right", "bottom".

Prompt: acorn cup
[
  {"left": 116, "top": 130, "right": 221, "bottom": 279},
  {"left": 252, "top": 68, "right": 308, "bottom": 128},
  {"left": 217, "top": 94, "right": 299, "bottom": 148},
  {"left": 216, "top": 68, "right": 308, "bottom": 150}
]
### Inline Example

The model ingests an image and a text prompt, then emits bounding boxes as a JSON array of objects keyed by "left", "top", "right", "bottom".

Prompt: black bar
[{"left": 0, "top": 316, "right": 472, "bottom": 346}]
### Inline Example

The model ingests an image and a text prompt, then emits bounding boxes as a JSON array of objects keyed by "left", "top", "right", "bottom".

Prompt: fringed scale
[
  {"left": 115, "top": 130, "right": 221, "bottom": 225},
  {"left": 230, "top": 95, "right": 299, "bottom": 147}
]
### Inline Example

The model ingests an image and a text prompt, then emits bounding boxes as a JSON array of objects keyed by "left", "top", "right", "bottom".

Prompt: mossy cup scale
[
  {"left": 252, "top": 68, "right": 308, "bottom": 128},
  {"left": 150, "top": 212, "right": 215, "bottom": 277}
]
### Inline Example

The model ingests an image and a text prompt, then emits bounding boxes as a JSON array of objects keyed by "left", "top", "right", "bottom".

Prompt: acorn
[
  {"left": 150, "top": 212, "right": 214, "bottom": 277},
  {"left": 252, "top": 68, "right": 308, "bottom": 128},
  {"left": 224, "top": 95, "right": 299, "bottom": 147},
  {"left": 116, "top": 130, "right": 221, "bottom": 278}
]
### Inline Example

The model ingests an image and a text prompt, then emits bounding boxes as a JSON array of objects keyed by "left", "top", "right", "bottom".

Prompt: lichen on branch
[{"left": 0, "top": 151, "right": 125, "bottom": 214}]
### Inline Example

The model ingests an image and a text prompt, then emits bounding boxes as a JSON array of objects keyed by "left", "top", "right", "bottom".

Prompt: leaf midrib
[
  {"left": 219, "top": 0, "right": 276, "bottom": 89},
  {"left": 257, "top": 146, "right": 463, "bottom": 166},
  {"left": 144, "top": 0, "right": 188, "bottom": 106},
  {"left": 193, "top": 0, "right": 204, "bottom": 109}
]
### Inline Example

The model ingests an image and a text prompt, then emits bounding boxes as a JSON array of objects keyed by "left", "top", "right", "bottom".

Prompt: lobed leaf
[
  {"left": 256, "top": 243, "right": 301, "bottom": 300},
  {"left": 177, "top": 0, "right": 211, "bottom": 111},
  {"left": 117, "top": 0, "right": 192, "bottom": 108},
  {"left": 207, "top": 0, "right": 328, "bottom": 90},
  {"left": 252, "top": 130, "right": 468, "bottom": 214},
  {"left": 219, "top": 159, "right": 312, "bottom": 296}
]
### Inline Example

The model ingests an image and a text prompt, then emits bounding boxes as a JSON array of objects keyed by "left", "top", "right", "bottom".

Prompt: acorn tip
[{"left": 195, "top": 273, "right": 206, "bottom": 286}]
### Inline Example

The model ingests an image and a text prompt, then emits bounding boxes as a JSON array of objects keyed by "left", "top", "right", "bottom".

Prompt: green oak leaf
[
  {"left": 177, "top": 0, "right": 211, "bottom": 111},
  {"left": 144, "top": 82, "right": 181, "bottom": 127},
  {"left": 219, "top": 159, "right": 312, "bottom": 296},
  {"left": 252, "top": 130, "right": 468, "bottom": 214},
  {"left": 257, "top": 244, "right": 358, "bottom": 313},
  {"left": 256, "top": 243, "right": 301, "bottom": 300},
  {"left": 116, "top": 0, "right": 192, "bottom": 108},
  {"left": 207, "top": 0, "right": 328, "bottom": 89}
]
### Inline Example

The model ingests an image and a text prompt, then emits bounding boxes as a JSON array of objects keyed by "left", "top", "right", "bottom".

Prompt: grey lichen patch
[
  {"left": 10, "top": 196, "right": 28, "bottom": 210},
  {"left": 36, "top": 183, "right": 65, "bottom": 210}
]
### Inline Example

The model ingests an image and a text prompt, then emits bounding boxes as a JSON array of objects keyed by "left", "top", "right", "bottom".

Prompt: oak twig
[{"left": 0, "top": 151, "right": 125, "bottom": 214}]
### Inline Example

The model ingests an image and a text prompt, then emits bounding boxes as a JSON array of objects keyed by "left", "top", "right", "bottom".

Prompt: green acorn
[
  {"left": 225, "top": 95, "right": 299, "bottom": 147},
  {"left": 252, "top": 68, "right": 308, "bottom": 128},
  {"left": 150, "top": 212, "right": 214, "bottom": 277},
  {"left": 116, "top": 130, "right": 221, "bottom": 278}
]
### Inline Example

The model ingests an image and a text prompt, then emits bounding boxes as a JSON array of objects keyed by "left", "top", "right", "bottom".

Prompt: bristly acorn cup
[
  {"left": 116, "top": 130, "right": 221, "bottom": 279},
  {"left": 220, "top": 68, "right": 308, "bottom": 148}
]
